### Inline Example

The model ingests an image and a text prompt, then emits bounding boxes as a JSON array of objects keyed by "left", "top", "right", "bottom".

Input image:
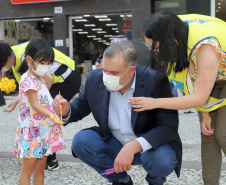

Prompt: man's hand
[
  {"left": 200, "top": 112, "right": 214, "bottom": 136},
  {"left": 52, "top": 95, "right": 70, "bottom": 117},
  {"left": 114, "top": 140, "right": 142, "bottom": 173}
]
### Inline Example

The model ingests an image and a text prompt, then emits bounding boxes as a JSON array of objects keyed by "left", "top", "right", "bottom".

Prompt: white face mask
[
  {"left": 1, "top": 67, "right": 9, "bottom": 72},
  {"left": 30, "top": 59, "right": 51, "bottom": 77},
  {"left": 103, "top": 67, "right": 131, "bottom": 91}
]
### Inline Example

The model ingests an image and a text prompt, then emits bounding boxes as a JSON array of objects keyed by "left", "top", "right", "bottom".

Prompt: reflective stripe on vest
[
  {"left": 61, "top": 67, "right": 73, "bottom": 80},
  {"left": 169, "top": 68, "right": 226, "bottom": 113}
]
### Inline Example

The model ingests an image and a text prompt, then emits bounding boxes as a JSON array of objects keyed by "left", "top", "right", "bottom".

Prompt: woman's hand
[
  {"left": 128, "top": 97, "right": 156, "bottom": 111},
  {"left": 3, "top": 96, "right": 19, "bottom": 112},
  {"left": 200, "top": 112, "right": 214, "bottom": 136}
]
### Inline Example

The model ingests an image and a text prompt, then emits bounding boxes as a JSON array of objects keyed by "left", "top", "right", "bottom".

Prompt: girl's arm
[
  {"left": 3, "top": 95, "right": 19, "bottom": 112},
  {"left": 42, "top": 72, "right": 53, "bottom": 90},
  {"left": 129, "top": 44, "right": 220, "bottom": 111},
  {"left": 27, "top": 89, "right": 63, "bottom": 124},
  {"left": 3, "top": 74, "right": 52, "bottom": 113}
]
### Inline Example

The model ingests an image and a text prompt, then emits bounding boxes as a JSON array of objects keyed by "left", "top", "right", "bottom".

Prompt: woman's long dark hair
[
  {"left": 17, "top": 38, "right": 54, "bottom": 75},
  {"left": 0, "top": 42, "right": 12, "bottom": 71},
  {"left": 144, "top": 11, "right": 189, "bottom": 75}
]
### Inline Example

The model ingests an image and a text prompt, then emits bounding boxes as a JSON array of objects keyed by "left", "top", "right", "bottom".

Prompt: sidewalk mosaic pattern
[{"left": 1, "top": 94, "right": 226, "bottom": 184}]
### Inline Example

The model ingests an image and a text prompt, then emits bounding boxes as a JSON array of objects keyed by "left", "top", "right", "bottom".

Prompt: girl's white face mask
[
  {"left": 103, "top": 67, "right": 131, "bottom": 91},
  {"left": 30, "top": 59, "right": 51, "bottom": 77}
]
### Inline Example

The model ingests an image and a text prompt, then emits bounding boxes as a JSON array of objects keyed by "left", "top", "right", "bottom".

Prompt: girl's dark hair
[
  {"left": 0, "top": 42, "right": 12, "bottom": 71},
  {"left": 17, "top": 38, "right": 54, "bottom": 75},
  {"left": 144, "top": 11, "right": 189, "bottom": 75}
]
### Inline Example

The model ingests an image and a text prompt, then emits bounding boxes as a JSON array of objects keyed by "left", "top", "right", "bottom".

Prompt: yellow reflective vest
[
  {"left": 11, "top": 42, "right": 75, "bottom": 84},
  {"left": 169, "top": 14, "right": 226, "bottom": 112}
]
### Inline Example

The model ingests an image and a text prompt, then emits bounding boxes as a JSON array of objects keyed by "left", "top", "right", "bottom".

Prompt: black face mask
[
  {"left": 152, "top": 52, "right": 159, "bottom": 61},
  {"left": 137, "top": 48, "right": 160, "bottom": 76}
]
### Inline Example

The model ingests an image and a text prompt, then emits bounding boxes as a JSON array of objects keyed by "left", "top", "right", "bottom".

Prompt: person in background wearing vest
[
  {"left": 128, "top": 11, "right": 226, "bottom": 185},
  {"left": 0, "top": 39, "right": 81, "bottom": 171}
]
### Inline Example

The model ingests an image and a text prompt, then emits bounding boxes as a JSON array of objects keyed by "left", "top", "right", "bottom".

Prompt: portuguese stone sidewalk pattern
[{"left": 1, "top": 94, "right": 226, "bottom": 185}]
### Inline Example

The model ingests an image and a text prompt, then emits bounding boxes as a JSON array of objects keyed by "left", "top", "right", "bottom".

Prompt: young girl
[{"left": 14, "top": 38, "right": 65, "bottom": 185}]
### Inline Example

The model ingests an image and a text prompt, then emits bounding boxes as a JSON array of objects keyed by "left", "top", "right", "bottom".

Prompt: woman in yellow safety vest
[
  {"left": 0, "top": 38, "right": 81, "bottom": 171},
  {"left": 128, "top": 11, "right": 226, "bottom": 185}
]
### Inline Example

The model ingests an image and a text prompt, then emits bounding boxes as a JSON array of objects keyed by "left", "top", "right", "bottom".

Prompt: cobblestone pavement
[{"left": 1, "top": 94, "right": 226, "bottom": 185}]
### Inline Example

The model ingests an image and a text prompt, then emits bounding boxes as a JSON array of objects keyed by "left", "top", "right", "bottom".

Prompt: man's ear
[
  {"left": 25, "top": 55, "right": 32, "bottom": 65},
  {"left": 175, "top": 39, "right": 179, "bottom": 46},
  {"left": 130, "top": 65, "right": 136, "bottom": 76}
]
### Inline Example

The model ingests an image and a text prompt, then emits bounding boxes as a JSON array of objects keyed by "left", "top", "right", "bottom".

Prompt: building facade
[{"left": 0, "top": 0, "right": 223, "bottom": 66}]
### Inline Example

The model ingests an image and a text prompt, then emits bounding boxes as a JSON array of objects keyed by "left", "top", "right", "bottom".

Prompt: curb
[{"left": 2, "top": 151, "right": 226, "bottom": 170}]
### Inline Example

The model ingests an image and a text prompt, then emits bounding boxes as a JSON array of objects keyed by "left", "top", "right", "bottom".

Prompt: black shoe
[
  {"left": 45, "top": 160, "right": 59, "bottom": 171},
  {"left": 112, "top": 175, "right": 133, "bottom": 185}
]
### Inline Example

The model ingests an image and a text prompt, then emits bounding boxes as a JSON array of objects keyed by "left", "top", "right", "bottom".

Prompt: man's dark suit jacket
[{"left": 68, "top": 64, "right": 182, "bottom": 177}]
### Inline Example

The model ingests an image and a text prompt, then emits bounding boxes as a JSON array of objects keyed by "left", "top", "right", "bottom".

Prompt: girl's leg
[
  {"left": 33, "top": 156, "right": 47, "bottom": 185},
  {"left": 19, "top": 158, "right": 37, "bottom": 185}
]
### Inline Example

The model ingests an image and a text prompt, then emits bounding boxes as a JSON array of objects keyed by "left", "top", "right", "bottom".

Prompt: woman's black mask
[{"left": 152, "top": 52, "right": 159, "bottom": 62}]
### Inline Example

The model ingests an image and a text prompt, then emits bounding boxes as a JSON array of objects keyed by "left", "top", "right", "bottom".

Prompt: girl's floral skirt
[{"left": 14, "top": 124, "right": 65, "bottom": 159}]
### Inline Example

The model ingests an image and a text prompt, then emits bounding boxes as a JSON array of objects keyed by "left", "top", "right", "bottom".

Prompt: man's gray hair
[{"left": 103, "top": 42, "right": 137, "bottom": 67}]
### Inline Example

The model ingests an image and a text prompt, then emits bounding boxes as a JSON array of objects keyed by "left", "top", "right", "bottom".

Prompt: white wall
[
  {"left": 4, "top": 21, "right": 19, "bottom": 46},
  {"left": 0, "top": 21, "right": 4, "bottom": 41}
]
